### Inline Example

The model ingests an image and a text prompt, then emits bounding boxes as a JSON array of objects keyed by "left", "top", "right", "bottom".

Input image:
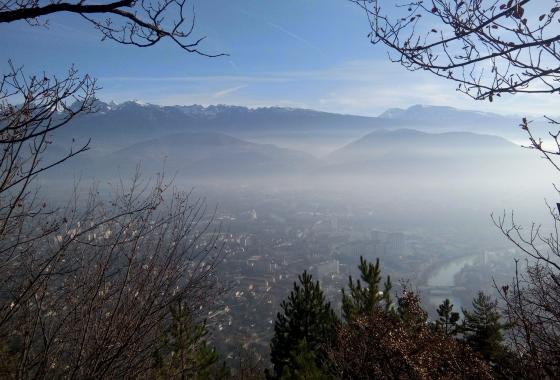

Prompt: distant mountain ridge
[
  {"left": 68, "top": 100, "right": 385, "bottom": 137},
  {"left": 379, "top": 104, "right": 513, "bottom": 122},
  {"left": 329, "top": 128, "right": 516, "bottom": 161},
  {"left": 99, "top": 131, "right": 316, "bottom": 177},
  {"left": 81, "top": 100, "right": 536, "bottom": 132},
  {"left": 377, "top": 104, "right": 528, "bottom": 135},
  {"left": 57, "top": 101, "right": 537, "bottom": 154},
  {"left": 321, "top": 128, "right": 535, "bottom": 178},
  {"left": 47, "top": 100, "right": 545, "bottom": 181}
]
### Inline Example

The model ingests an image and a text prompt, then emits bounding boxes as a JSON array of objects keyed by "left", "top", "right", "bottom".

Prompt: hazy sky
[{"left": 1, "top": 0, "right": 556, "bottom": 117}]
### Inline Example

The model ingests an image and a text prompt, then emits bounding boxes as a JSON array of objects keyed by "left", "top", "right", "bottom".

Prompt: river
[{"left": 426, "top": 254, "right": 479, "bottom": 312}]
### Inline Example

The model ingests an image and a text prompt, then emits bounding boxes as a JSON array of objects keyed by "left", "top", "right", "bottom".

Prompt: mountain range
[
  {"left": 47, "top": 101, "right": 545, "bottom": 184},
  {"left": 59, "top": 101, "right": 534, "bottom": 152},
  {"left": 98, "top": 132, "right": 316, "bottom": 178},
  {"left": 379, "top": 104, "right": 519, "bottom": 128}
]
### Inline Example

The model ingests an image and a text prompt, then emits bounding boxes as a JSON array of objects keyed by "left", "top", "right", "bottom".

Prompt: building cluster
[{"left": 202, "top": 204, "right": 511, "bottom": 360}]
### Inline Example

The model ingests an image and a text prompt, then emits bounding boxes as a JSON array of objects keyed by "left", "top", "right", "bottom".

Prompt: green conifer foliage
[
  {"left": 267, "top": 271, "right": 338, "bottom": 380},
  {"left": 279, "top": 340, "right": 331, "bottom": 380},
  {"left": 341, "top": 256, "right": 392, "bottom": 321},
  {"left": 435, "top": 299, "right": 460, "bottom": 336},
  {"left": 462, "top": 292, "right": 507, "bottom": 366},
  {"left": 152, "top": 302, "right": 229, "bottom": 380}
]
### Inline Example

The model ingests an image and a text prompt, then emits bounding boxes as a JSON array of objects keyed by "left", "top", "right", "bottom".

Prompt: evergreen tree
[
  {"left": 435, "top": 298, "right": 460, "bottom": 336},
  {"left": 341, "top": 256, "right": 392, "bottom": 321},
  {"left": 152, "top": 302, "right": 229, "bottom": 380},
  {"left": 267, "top": 271, "right": 338, "bottom": 380},
  {"left": 279, "top": 340, "right": 331, "bottom": 380},
  {"left": 462, "top": 292, "right": 507, "bottom": 365}
]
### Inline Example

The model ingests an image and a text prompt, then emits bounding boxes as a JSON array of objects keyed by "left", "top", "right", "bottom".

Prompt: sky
[{"left": 1, "top": 0, "right": 557, "bottom": 117}]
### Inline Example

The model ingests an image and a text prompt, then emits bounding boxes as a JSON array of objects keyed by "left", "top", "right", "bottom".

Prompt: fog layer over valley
[
  {"left": 32, "top": 100, "right": 560, "bottom": 357},
  {"left": 6, "top": 0, "right": 560, "bottom": 375},
  {"left": 48, "top": 101, "right": 553, "bottom": 234}
]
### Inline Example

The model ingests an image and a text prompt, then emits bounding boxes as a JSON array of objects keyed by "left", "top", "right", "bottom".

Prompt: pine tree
[
  {"left": 152, "top": 302, "right": 229, "bottom": 379},
  {"left": 341, "top": 256, "right": 392, "bottom": 322},
  {"left": 279, "top": 340, "right": 331, "bottom": 380},
  {"left": 267, "top": 271, "right": 338, "bottom": 380},
  {"left": 435, "top": 298, "right": 460, "bottom": 336},
  {"left": 462, "top": 292, "right": 507, "bottom": 365}
]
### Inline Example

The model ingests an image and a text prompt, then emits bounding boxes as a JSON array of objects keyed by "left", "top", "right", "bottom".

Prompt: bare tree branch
[
  {"left": 352, "top": 0, "right": 560, "bottom": 100},
  {"left": 352, "top": 1, "right": 560, "bottom": 376},
  {"left": 0, "top": 0, "right": 226, "bottom": 57}
]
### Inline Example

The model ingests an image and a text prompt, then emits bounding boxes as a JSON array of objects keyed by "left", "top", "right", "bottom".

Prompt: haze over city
[{"left": 2, "top": 1, "right": 560, "bottom": 378}]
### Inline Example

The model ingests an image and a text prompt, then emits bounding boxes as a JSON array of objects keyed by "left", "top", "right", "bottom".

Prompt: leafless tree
[
  {"left": 0, "top": 169, "right": 226, "bottom": 378},
  {"left": 492, "top": 199, "right": 560, "bottom": 376},
  {"left": 351, "top": 0, "right": 560, "bottom": 101},
  {"left": 0, "top": 0, "right": 223, "bottom": 209},
  {"left": 0, "top": 61, "right": 96, "bottom": 245},
  {"left": 329, "top": 289, "right": 492, "bottom": 379},
  {"left": 0, "top": 0, "right": 227, "bottom": 377},
  {"left": 0, "top": 0, "right": 224, "bottom": 56},
  {"left": 0, "top": 69, "right": 227, "bottom": 374},
  {"left": 351, "top": 0, "right": 560, "bottom": 376}
]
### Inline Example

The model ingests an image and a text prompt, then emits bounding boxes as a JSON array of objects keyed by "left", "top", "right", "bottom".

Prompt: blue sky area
[{"left": 1, "top": 0, "right": 554, "bottom": 116}]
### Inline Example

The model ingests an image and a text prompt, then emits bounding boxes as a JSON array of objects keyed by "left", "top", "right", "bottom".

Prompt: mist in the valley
[
  {"left": 33, "top": 100, "right": 560, "bottom": 343},
  {"left": 43, "top": 101, "right": 556, "bottom": 241}
]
